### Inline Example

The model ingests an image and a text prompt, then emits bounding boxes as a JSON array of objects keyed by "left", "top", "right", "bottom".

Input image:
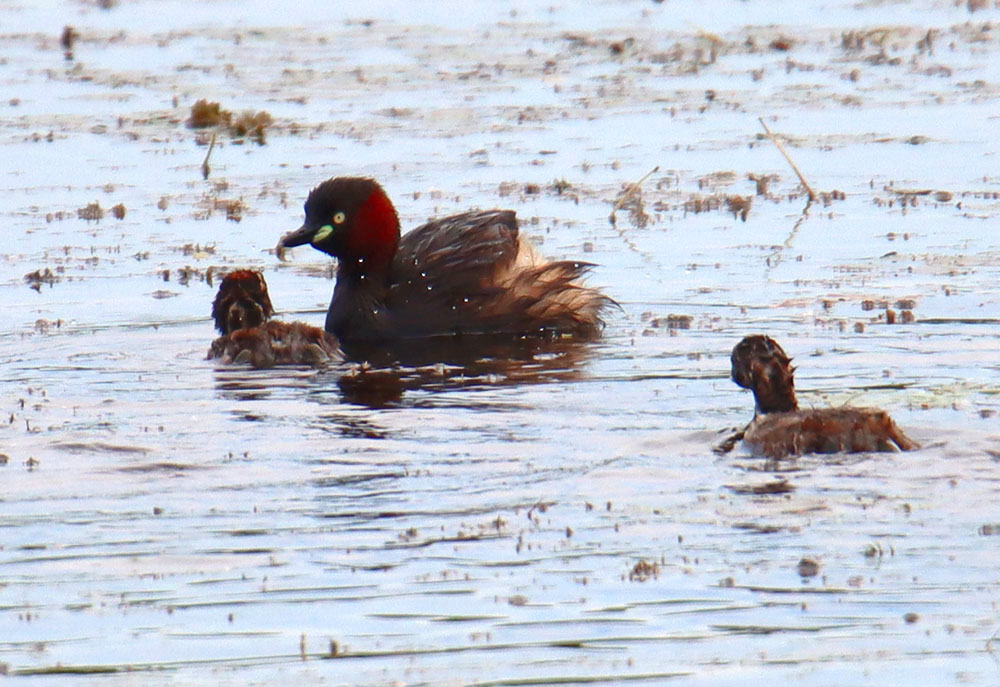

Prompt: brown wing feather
[
  {"left": 745, "top": 407, "right": 919, "bottom": 458},
  {"left": 483, "top": 257, "right": 612, "bottom": 335},
  {"left": 392, "top": 210, "right": 519, "bottom": 287},
  {"left": 386, "top": 211, "right": 612, "bottom": 337},
  {"left": 209, "top": 321, "right": 339, "bottom": 368}
]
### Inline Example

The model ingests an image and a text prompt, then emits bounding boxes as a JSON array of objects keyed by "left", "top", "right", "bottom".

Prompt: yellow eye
[{"left": 333, "top": 211, "right": 346, "bottom": 225}]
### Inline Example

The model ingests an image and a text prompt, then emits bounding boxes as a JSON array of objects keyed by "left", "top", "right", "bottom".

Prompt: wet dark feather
[
  {"left": 391, "top": 210, "right": 519, "bottom": 287},
  {"left": 376, "top": 210, "right": 608, "bottom": 337}
]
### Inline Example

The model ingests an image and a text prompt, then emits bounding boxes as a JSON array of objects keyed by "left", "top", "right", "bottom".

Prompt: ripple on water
[{"left": 1, "top": 1, "right": 1000, "bottom": 685}]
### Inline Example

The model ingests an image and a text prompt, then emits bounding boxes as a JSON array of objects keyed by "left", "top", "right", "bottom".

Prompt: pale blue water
[{"left": 1, "top": 1, "right": 999, "bottom": 685}]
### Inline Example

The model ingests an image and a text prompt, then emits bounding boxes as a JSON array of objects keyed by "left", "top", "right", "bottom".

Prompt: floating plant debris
[
  {"left": 24, "top": 268, "right": 60, "bottom": 291},
  {"left": 77, "top": 201, "right": 104, "bottom": 222},
  {"left": 187, "top": 100, "right": 273, "bottom": 144}
]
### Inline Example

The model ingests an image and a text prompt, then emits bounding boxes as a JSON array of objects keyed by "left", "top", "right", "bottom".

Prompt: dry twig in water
[
  {"left": 610, "top": 165, "right": 659, "bottom": 225},
  {"left": 201, "top": 130, "right": 217, "bottom": 180},
  {"left": 758, "top": 117, "right": 816, "bottom": 202}
]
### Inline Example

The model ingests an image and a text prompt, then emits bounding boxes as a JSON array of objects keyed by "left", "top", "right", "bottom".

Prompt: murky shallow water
[{"left": 2, "top": 1, "right": 1000, "bottom": 685}]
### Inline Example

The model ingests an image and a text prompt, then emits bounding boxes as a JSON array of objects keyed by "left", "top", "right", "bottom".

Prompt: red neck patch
[{"left": 344, "top": 187, "right": 400, "bottom": 274}]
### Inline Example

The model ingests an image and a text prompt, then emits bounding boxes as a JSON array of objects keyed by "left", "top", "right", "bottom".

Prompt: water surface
[{"left": 2, "top": 1, "right": 999, "bottom": 685}]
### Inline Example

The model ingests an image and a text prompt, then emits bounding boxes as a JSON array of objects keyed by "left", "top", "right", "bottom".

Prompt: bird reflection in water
[
  {"left": 334, "top": 334, "right": 595, "bottom": 408},
  {"left": 214, "top": 333, "right": 596, "bottom": 411}
]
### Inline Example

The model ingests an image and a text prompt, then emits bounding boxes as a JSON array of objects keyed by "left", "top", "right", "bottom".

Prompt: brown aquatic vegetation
[
  {"left": 193, "top": 195, "right": 244, "bottom": 222},
  {"left": 797, "top": 557, "right": 820, "bottom": 578},
  {"left": 220, "top": 198, "right": 244, "bottom": 222},
  {"left": 34, "top": 319, "right": 63, "bottom": 334},
  {"left": 681, "top": 193, "right": 753, "bottom": 221},
  {"left": 861, "top": 298, "right": 916, "bottom": 325},
  {"left": 613, "top": 184, "right": 649, "bottom": 227},
  {"left": 165, "top": 264, "right": 214, "bottom": 287},
  {"left": 748, "top": 173, "right": 778, "bottom": 195},
  {"left": 696, "top": 171, "right": 738, "bottom": 191},
  {"left": 550, "top": 178, "right": 573, "bottom": 195},
  {"left": 24, "top": 268, "right": 61, "bottom": 291},
  {"left": 649, "top": 314, "right": 693, "bottom": 330},
  {"left": 187, "top": 100, "right": 231, "bottom": 128},
  {"left": 187, "top": 99, "right": 233, "bottom": 129},
  {"left": 609, "top": 166, "right": 658, "bottom": 227},
  {"left": 724, "top": 335, "right": 918, "bottom": 458},
  {"left": 178, "top": 243, "right": 216, "bottom": 257},
  {"left": 682, "top": 194, "right": 724, "bottom": 215},
  {"left": 60, "top": 26, "right": 78, "bottom": 61},
  {"left": 77, "top": 201, "right": 103, "bottom": 222},
  {"left": 725, "top": 195, "right": 752, "bottom": 221},
  {"left": 230, "top": 110, "right": 273, "bottom": 144},
  {"left": 820, "top": 190, "right": 847, "bottom": 205},
  {"left": 187, "top": 100, "right": 273, "bottom": 144},
  {"left": 629, "top": 559, "right": 660, "bottom": 582},
  {"left": 726, "top": 479, "right": 794, "bottom": 495}
]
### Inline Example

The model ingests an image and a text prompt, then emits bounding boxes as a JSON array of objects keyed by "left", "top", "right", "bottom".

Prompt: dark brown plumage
[
  {"left": 729, "top": 335, "right": 918, "bottom": 458},
  {"left": 277, "top": 177, "right": 614, "bottom": 343},
  {"left": 207, "top": 270, "right": 339, "bottom": 368}
]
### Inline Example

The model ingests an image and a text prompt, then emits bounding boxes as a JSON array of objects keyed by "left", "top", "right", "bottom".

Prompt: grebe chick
[
  {"left": 728, "top": 335, "right": 918, "bottom": 458},
  {"left": 208, "top": 269, "right": 339, "bottom": 368}
]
